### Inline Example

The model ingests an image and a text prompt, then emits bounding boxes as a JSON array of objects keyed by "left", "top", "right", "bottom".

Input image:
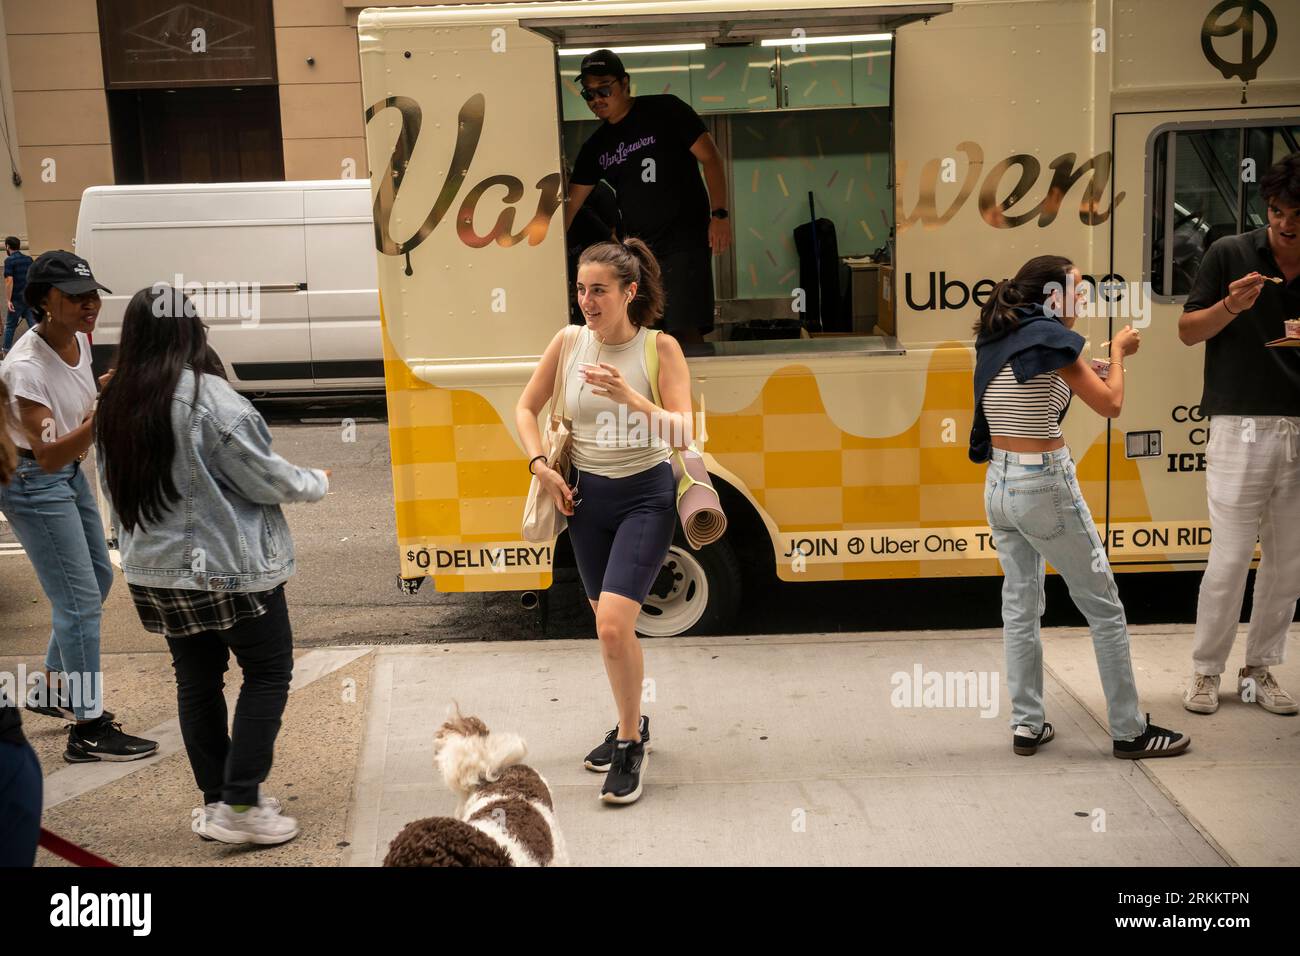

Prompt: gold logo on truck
[{"left": 365, "top": 93, "right": 563, "bottom": 274}]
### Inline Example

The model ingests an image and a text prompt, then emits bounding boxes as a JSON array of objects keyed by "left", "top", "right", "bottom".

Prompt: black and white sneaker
[
  {"left": 1113, "top": 714, "right": 1190, "bottom": 759},
  {"left": 1012, "top": 722, "right": 1054, "bottom": 756},
  {"left": 64, "top": 717, "right": 158, "bottom": 763},
  {"left": 584, "top": 715, "right": 650, "bottom": 772},
  {"left": 600, "top": 739, "right": 646, "bottom": 805}
]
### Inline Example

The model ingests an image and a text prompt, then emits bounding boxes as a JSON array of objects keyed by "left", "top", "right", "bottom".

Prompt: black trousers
[
  {"left": 656, "top": 245, "right": 715, "bottom": 335},
  {"left": 165, "top": 585, "right": 294, "bottom": 806}
]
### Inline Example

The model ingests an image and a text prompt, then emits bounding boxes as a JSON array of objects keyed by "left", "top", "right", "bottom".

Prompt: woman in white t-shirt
[{"left": 0, "top": 251, "right": 156, "bottom": 763}]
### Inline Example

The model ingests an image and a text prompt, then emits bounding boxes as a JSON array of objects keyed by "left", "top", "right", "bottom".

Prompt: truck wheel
[{"left": 636, "top": 534, "right": 742, "bottom": 637}]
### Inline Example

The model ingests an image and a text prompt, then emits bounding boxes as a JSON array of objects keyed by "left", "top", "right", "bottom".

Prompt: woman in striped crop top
[{"left": 973, "top": 254, "right": 1190, "bottom": 761}]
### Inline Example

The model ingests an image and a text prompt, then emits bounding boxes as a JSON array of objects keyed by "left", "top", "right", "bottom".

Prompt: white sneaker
[
  {"left": 1239, "top": 667, "right": 1299, "bottom": 716},
  {"left": 205, "top": 800, "right": 299, "bottom": 846},
  {"left": 1182, "top": 673, "right": 1220, "bottom": 714},
  {"left": 196, "top": 794, "right": 283, "bottom": 841}
]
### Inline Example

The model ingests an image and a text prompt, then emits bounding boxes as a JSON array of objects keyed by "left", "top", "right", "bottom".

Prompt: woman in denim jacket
[
  {"left": 972, "top": 255, "right": 1190, "bottom": 760},
  {"left": 95, "top": 285, "right": 330, "bottom": 846}
]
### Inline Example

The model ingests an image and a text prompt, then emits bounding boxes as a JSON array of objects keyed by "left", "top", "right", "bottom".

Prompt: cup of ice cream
[{"left": 1285, "top": 318, "right": 1300, "bottom": 340}]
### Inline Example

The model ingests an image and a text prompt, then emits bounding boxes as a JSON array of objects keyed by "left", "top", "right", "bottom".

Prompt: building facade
[{"left": 2, "top": 0, "right": 474, "bottom": 252}]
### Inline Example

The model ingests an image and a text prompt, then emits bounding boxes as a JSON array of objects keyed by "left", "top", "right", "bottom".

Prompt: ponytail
[
  {"left": 973, "top": 254, "right": 1073, "bottom": 337},
  {"left": 577, "top": 237, "right": 665, "bottom": 328}
]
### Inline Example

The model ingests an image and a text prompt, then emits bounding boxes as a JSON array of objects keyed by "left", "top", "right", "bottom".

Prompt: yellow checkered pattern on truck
[{"left": 381, "top": 308, "right": 1156, "bottom": 589}]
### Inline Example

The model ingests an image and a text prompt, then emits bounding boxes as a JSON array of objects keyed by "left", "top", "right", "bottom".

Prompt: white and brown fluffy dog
[{"left": 383, "top": 710, "right": 568, "bottom": 867}]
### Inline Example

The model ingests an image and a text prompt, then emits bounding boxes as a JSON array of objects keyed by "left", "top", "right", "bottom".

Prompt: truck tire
[{"left": 636, "top": 532, "right": 742, "bottom": 637}]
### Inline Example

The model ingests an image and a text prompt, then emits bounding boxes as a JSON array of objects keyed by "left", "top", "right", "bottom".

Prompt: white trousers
[{"left": 1192, "top": 415, "right": 1300, "bottom": 676}]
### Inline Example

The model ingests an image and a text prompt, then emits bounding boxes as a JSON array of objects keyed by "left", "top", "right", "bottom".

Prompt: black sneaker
[
  {"left": 1012, "top": 722, "right": 1054, "bottom": 756},
  {"left": 584, "top": 715, "right": 650, "bottom": 772},
  {"left": 25, "top": 699, "right": 114, "bottom": 723},
  {"left": 64, "top": 717, "right": 158, "bottom": 763},
  {"left": 1113, "top": 714, "right": 1190, "bottom": 759},
  {"left": 600, "top": 739, "right": 646, "bottom": 805}
]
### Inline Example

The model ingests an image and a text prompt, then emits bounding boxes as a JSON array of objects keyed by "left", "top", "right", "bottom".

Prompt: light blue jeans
[
  {"left": 0, "top": 458, "right": 111, "bottom": 719},
  {"left": 984, "top": 447, "right": 1146, "bottom": 741}
]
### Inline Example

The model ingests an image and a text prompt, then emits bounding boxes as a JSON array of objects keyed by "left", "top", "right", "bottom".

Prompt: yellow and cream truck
[{"left": 358, "top": 0, "right": 1299, "bottom": 635}]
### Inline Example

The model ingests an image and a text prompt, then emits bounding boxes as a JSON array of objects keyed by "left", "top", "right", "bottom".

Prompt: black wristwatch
[{"left": 711, "top": 208, "right": 729, "bottom": 220}]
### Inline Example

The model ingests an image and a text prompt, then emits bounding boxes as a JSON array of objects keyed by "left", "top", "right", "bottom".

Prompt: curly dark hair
[
  {"left": 1259, "top": 151, "right": 1300, "bottom": 209},
  {"left": 382, "top": 817, "right": 514, "bottom": 867}
]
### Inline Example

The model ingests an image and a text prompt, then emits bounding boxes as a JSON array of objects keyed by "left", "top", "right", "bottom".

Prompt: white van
[{"left": 74, "top": 179, "right": 382, "bottom": 394}]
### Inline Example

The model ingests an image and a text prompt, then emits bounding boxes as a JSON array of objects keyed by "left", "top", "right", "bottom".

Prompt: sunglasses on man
[{"left": 580, "top": 84, "right": 619, "bottom": 102}]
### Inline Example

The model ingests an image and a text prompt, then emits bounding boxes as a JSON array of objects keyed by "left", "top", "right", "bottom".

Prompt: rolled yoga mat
[{"left": 673, "top": 448, "right": 727, "bottom": 549}]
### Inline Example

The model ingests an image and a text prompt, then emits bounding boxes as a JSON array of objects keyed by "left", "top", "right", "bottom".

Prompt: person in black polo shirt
[
  {"left": 1178, "top": 151, "right": 1300, "bottom": 718},
  {"left": 564, "top": 50, "right": 731, "bottom": 345}
]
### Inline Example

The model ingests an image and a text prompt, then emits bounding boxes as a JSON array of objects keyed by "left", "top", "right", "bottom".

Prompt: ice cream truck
[{"left": 358, "top": 0, "right": 1299, "bottom": 635}]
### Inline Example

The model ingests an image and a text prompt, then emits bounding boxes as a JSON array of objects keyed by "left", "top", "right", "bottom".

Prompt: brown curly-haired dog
[{"left": 382, "top": 709, "right": 567, "bottom": 867}]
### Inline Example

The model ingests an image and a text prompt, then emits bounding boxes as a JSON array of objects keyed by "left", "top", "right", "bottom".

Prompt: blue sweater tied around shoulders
[{"left": 969, "top": 303, "right": 1085, "bottom": 463}]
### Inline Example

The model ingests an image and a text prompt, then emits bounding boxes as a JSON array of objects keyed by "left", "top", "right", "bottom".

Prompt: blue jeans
[
  {"left": 984, "top": 447, "right": 1145, "bottom": 741},
  {"left": 2, "top": 306, "right": 34, "bottom": 351},
  {"left": 0, "top": 459, "right": 112, "bottom": 719}
]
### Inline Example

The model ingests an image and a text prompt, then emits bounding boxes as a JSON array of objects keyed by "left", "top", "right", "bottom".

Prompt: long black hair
[
  {"left": 95, "top": 285, "right": 224, "bottom": 533},
  {"left": 972, "top": 255, "right": 1074, "bottom": 338}
]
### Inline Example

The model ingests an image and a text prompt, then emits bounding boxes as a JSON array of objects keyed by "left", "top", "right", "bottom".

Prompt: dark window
[
  {"left": 1150, "top": 123, "right": 1300, "bottom": 298},
  {"left": 108, "top": 86, "right": 285, "bottom": 184}
]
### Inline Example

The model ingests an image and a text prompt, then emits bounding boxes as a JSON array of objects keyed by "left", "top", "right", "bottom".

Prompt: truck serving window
[
  {"left": 1149, "top": 121, "right": 1300, "bottom": 300},
  {"left": 558, "top": 38, "right": 902, "bottom": 358}
]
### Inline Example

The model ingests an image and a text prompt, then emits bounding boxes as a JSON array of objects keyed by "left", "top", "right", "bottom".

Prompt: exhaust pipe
[{"left": 520, "top": 591, "right": 539, "bottom": 610}]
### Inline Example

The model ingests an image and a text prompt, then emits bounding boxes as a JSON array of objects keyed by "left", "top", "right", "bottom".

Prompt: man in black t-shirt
[
  {"left": 1178, "top": 151, "right": 1300, "bottom": 719},
  {"left": 564, "top": 50, "right": 731, "bottom": 343}
]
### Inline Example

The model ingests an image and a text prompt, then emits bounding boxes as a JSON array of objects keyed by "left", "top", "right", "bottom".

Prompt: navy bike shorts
[{"left": 566, "top": 460, "right": 676, "bottom": 604}]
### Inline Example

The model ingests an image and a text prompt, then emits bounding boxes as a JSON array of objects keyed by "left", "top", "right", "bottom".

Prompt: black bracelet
[
  {"left": 528, "top": 454, "right": 547, "bottom": 475},
  {"left": 1223, "top": 297, "right": 1241, "bottom": 315}
]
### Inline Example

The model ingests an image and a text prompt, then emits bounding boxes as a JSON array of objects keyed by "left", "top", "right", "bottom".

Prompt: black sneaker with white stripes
[
  {"left": 1012, "top": 721, "right": 1054, "bottom": 756},
  {"left": 584, "top": 715, "right": 650, "bottom": 772},
  {"left": 1113, "top": 714, "right": 1189, "bottom": 759}
]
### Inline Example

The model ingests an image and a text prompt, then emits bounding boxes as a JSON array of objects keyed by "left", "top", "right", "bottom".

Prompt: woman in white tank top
[{"left": 516, "top": 238, "right": 693, "bottom": 805}]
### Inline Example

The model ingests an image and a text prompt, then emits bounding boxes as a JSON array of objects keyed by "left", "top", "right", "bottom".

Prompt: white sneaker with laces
[
  {"left": 205, "top": 800, "right": 299, "bottom": 846},
  {"left": 1239, "top": 667, "right": 1299, "bottom": 716},
  {"left": 1182, "top": 673, "right": 1220, "bottom": 714}
]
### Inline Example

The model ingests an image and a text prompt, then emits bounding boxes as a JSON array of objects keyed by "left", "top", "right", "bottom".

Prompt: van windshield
[{"left": 558, "top": 37, "right": 902, "bottom": 358}]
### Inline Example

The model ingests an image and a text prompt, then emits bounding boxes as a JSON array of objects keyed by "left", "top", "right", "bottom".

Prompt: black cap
[
  {"left": 27, "top": 250, "right": 112, "bottom": 296},
  {"left": 576, "top": 49, "right": 627, "bottom": 84}
]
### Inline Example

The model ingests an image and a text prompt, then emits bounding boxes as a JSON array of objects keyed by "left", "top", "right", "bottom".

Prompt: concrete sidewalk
[{"left": 12, "top": 624, "right": 1298, "bottom": 867}]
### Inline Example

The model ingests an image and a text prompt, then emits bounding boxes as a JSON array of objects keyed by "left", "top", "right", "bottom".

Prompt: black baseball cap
[
  {"left": 27, "top": 250, "right": 112, "bottom": 296},
  {"left": 576, "top": 49, "right": 628, "bottom": 84}
]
